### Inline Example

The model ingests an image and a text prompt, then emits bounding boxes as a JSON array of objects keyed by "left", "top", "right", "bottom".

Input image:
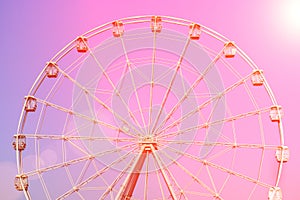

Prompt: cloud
[{"left": 0, "top": 161, "right": 24, "bottom": 200}]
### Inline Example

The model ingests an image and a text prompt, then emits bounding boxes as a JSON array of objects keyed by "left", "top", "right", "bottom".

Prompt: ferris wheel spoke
[
  {"left": 83, "top": 41, "right": 118, "bottom": 91},
  {"left": 156, "top": 72, "right": 253, "bottom": 137},
  {"left": 205, "top": 95, "right": 224, "bottom": 125},
  {"left": 33, "top": 97, "right": 126, "bottom": 136},
  {"left": 24, "top": 134, "right": 136, "bottom": 143},
  {"left": 83, "top": 89, "right": 95, "bottom": 118},
  {"left": 205, "top": 146, "right": 233, "bottom": 162},
  {"left": 120, "top": 37, "right": 148, "bottom": 130},
  {"left": 24, "top": 155, "right": 92, "bottom": 178},
  {"left": 156, "top": 170, "right": 166, "bottom": 199},
  {"left": 158, "top": 106, "right": 270, "bottom": 140},
  {"left": 114, "top": 58, "right": 150, "bottom": 92},
  {"left": 183, "top": 190, "right": 214, "bottom": 198},
  {"left": 206, "top": 159, "right": 271, "bottom": 188},
  {"left": 62, "top": 142, "right": 94, "bottom": 188},
  {"left": 71, "top": 160, "right": 95, "bottom": 192},
  {"left": 23, "top": 142, "right": 135, "bottom": 180},
  {"left": 50, "top": 66, "right": 144, "bottom": 137},
  {"left": 38, "top": 173, "right": 52, "bottom": 200},
  {"left": 166, "top": 145, "right": 271, "bottom": 189},
  {"left": 64, "top": 52, "right": 89, "bottom": 74},
  {"left": 148, "top": 30, "right": 158, "bottom": 135},
  {"left": 219, "top": 56, "right": 243, "bottom": 80},
  {"left": 63, "top": 139, "right": 91, "bottom": 157},
  {"left": 44, "top": 54, "right": 94, "bottom": 104},
  {"left": 102, "top": 60, "right": 125, "bottom": 76},
  {"left": 160, "top": 139, "right": 278, "bottom": 151},
  {"left": 92, "top": 143, "right": 138, "bottom": 160},
  {"left": 86, "top": 42, "right": 145, "bottom": 134},
  {"left": 76, "top": 191, "right": 85, "bottom": 200},
  {"left": 205, "top": 163, "right": 219, "bottom": 194},
  {"left": 64, "top": 158, "right": 76, "bottom": 186},
  {"left": 153, "top": 63, "right": 178, "bottom": 84},
  {"left": 189, "top": 92, "right": 218, "bottom": 99},
  {"left": 57, "top": 147, "right": 137, "bottom": 199},
  {"left": 203, "top": 43, "right": 245, "bottom": 82},
  {"left": 153, "top": 152, "right": 177, "bottom": 200},
  {"left": 244, "top": 81, "right": 261, "bottom": 111},
  {"left": 43, "top": 74, "right": 65, "bottom": 103},
  {"left": 87, "top": 160, "right": 113, "bottom": 192},
  {"left": 154, "top": 48, "right": 224, "bottom": 135},
  {"left": 246, "top": 150, "right": 265, "bottom": 199},
  {"left": 179, "top": 66, "right": 188, "bottom": 94},
  {"left": 151, "top": 38, "right": 191, "bottom": 135},
  {"left": 217, "top": 158, "right": 235, "bottom": 199},
  {"left": 151, "top": 146, "right": 187, "bottom": 200},
  {"left": 159, "top": 149, "right": 216, "bottom": 198},
  {"left": 93, "top": 88, "right": 116, "bottom": 95},
  {"left": 100, "top": 151, "right": 140, "bottom": 200}
]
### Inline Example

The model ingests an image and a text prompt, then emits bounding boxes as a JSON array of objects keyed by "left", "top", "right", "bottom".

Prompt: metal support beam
[
  {"left": 116, "top": 145, "right": 147, "bottom": 200},
  {"left": 151, "top": 145, "right": 178, "bottom": 200},
  {"left": 116, "top": 142, "right": 178, "bottom": 200}
]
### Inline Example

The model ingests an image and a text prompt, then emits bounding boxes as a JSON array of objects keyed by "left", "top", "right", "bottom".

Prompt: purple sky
[{"left": 1, "top": 0, "right": 299, "bottom": 199}]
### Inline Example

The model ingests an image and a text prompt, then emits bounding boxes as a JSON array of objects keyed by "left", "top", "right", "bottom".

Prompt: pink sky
[{"left": 1, "top": 0, "right": 299, "bottom": 199}]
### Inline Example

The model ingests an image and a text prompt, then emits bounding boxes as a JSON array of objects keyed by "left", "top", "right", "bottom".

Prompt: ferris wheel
[{"left": 13, "top": 16, "right": 288, "bottom": 200}]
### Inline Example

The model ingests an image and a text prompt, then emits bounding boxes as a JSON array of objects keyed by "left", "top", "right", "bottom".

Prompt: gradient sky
[{"left": 1, "top": 0, "right": 299, "bottom": 199}]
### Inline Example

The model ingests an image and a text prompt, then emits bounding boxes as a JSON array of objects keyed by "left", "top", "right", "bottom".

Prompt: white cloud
[{"left": 0, "top": 161, "right": 24, "bottom": 200}]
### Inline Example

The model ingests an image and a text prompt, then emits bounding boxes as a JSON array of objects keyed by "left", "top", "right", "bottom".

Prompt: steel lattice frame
[{"left": 14, "top": 15, "right": 287, "bottom": 200}]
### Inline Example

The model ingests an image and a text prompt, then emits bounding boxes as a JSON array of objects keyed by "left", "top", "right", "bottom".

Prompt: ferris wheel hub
[{"left": 138, "top": 135, "right": 158, "bottom": 151}]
